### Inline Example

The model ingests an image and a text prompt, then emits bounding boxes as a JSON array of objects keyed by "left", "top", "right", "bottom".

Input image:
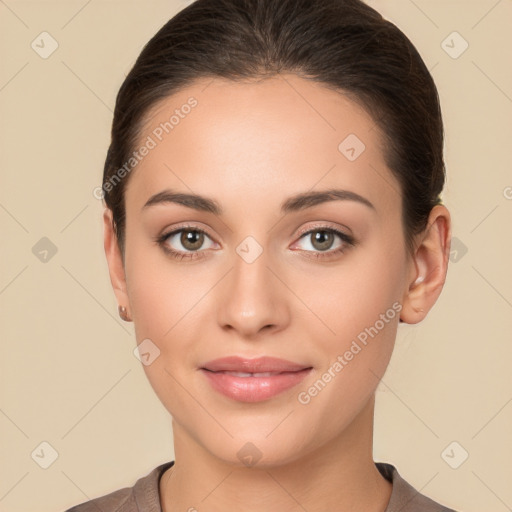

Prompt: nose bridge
[{"left": 216, "top": 236, "right": 290, "bottom": 336}]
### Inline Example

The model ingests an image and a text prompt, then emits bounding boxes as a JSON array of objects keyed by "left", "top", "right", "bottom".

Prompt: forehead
[{"left": 125, "top": 73, "right": 399, "bottom": 214}]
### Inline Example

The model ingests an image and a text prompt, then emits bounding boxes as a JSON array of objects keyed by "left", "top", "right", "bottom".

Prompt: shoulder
[
  {"left": 63, "top": 461, "right": 174, "bottom": 512},
  {"left": 377, "top": 462, "right": 460, "bottom": 512}
]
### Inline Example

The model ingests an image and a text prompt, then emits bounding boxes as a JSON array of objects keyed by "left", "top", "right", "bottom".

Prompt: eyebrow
[{"left": 141, "top": 188, "right": 375, "bottom": 214}]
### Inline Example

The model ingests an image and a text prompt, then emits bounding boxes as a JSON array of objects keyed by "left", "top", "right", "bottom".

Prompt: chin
[{"left": 193, "top": 423, "right": 318, "bottom": 470}]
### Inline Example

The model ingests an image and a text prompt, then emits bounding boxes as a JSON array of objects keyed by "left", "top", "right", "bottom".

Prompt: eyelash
[{"left": 155, "top": 224, "right": 355, "bottom": 262}]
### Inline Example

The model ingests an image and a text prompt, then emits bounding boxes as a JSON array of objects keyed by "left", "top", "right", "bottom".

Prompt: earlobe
[
  {"left": 400, "top": 205, "right": 451, "bottom": 324},
  {"left": 103, "top": 208, "right": 131, "bottom": 320}
]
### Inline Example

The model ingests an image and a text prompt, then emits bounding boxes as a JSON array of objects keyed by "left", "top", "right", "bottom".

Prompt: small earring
[{"left": 118, "top": 305, "right": 132, "bottom": 322}]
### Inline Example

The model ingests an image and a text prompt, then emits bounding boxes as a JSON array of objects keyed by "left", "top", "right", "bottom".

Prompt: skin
[{"left": 103, "top": 73, "right": 451, "bottom": 512}]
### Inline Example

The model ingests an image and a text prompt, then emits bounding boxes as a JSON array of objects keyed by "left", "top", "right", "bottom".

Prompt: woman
[{"left": 66, "top": 0, "right": 457, "bottom": 510}]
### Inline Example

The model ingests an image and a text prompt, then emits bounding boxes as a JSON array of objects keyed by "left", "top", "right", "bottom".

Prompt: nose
[{"left": 216, "top": 246, "right": 291, "bottom": 339}]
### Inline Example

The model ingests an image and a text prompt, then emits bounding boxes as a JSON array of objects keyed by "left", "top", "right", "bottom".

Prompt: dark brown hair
[{"left": 102, "top": 0, "right": 445, "bottom": 255}]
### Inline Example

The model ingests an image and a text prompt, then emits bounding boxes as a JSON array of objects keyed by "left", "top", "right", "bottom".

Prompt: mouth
[{"left": 199, "top": 356, "right": 313, "bottom": 402}]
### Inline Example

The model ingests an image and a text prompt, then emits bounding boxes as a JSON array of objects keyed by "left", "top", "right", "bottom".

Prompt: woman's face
[{"left": 117, "top": 74, "right": 414, "bottom": 466}]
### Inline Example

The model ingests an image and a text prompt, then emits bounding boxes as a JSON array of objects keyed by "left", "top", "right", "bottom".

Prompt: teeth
[{"left": 222, "top": 371, "right": 277, "bottom": 377}]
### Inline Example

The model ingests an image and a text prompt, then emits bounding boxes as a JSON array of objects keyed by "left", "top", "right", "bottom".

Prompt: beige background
[{"left": 1, "top": 1, "right": 511, "bottom": 511}]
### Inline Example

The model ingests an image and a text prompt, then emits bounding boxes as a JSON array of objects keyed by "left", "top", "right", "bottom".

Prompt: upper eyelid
[
  {"left": 295, "top": 221, "right": 352, "bottom": 237},
  {"left": 162, "top": 222, "right": 349, "bottom": 236},
  {"left": 161, "top": 223, "right": 352, "bottom": 248},
  {"left": 162, "top": 223, "right": 212, "bottom": 238}
]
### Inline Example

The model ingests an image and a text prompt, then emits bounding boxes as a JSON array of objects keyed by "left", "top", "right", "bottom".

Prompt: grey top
[{"left": 64, "top": 461, "right": 458, "bottom": 511}]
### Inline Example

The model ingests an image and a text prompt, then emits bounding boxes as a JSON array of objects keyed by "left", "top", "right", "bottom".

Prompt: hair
[{"left": 102, "top": 0, "right": 445, "bottom": 256}]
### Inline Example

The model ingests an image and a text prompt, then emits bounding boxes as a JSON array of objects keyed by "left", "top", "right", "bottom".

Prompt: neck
[{"left": 160, "top": 394, "right": 392, "bottom": 512}]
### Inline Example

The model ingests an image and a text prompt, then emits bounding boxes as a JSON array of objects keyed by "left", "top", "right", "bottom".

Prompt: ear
[
  {"left": 103, "top": 208, "right": 131, "bottom": 319},
  {"left": 400, "top": 205, "right": 451, "bottom": 324}
]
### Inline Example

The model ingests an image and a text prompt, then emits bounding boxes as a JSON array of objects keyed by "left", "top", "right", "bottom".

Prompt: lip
[{"left": 200, "top": 356, "right": 313, "bottom": 402}]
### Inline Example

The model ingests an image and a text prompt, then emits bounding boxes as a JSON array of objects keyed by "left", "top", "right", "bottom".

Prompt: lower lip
[{"left": 200, "top": 368, "right": 312, "bottom": 402}]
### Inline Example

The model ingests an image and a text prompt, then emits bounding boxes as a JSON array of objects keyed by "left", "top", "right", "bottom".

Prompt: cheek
[
  {"left": 297, "top": 237, "right": 406, "bottom": 344},
  {"left": 292, "top": 238, "right": 405, "bottom": 403},
  {"left": 292, "top": 260, "right": 402, "bottom": 433},
  {"left": 125, "top": 235, "right": 205, "bottom": 338},
  {"left": 124, "top": 239, "right": 219, "bottom": 384},
  {"left": 124, "top": 248, "right": 202, "bottom": 414}
]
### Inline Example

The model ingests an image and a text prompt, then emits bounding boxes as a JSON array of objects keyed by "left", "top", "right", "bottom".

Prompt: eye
[
  {"left": 156, "top": 226, "right": 217, "bottom": 260},
  {"left": 155, "top": 224, "right": 355, "bottom": 262},
  {"left": 292, "top": 225, "right": 355, "bottom": 259}
]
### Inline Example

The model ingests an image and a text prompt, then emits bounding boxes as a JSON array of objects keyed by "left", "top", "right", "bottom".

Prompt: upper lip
[{"left": 201, "top": 356, "right": 311, "bottom": 373}]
